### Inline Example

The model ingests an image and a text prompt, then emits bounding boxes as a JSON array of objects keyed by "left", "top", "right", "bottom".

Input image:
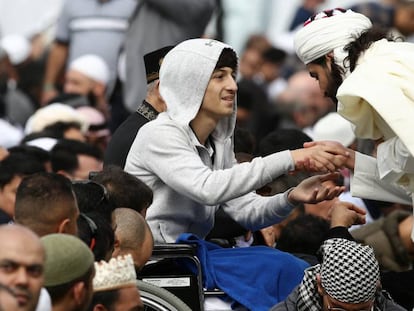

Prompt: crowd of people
[{"left": 1, "top": 0, "right": 414, "bottom": 310}]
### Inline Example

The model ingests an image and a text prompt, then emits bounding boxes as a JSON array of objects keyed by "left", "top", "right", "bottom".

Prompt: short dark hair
[
  {"left": 257, "top": 129, "right": 312, "bottom": 157},
  {"left": 46, "top": 265, "right": 94, "bottom": 304},
  {"left": 234, "top": 127, "right": 255, "bottom": 155},
  {"left": 50, "top": 139, "right": 102, "bottom": 174},
  {"left": 89, "top": 288, "right": 119, "bottom": 311},
  {"left": 8, "top": 145, "right": 50, "bottom": 164},
  {"left": 215, "top": 48, "right": 238, "bottom": 72},
  {"left": 0, "top": 153, "right": 45, "bottom": 188},
  {"left": 14, "top": 172, "right": 77, "bottom": 235},
  {"left": 77, "top": 212, "right": 114, "bottom": 261},
  {"left": 71, "top": 180, "right": 115, "bottom": 220},
  {"left": 44, "top": 121, "right": 83, "bottom": 138},
  {"left": 262, "top": 47, "right": 286, "bottom": 64},
  {"left": 276, "top": 214, "right": 330, "bottom": 255},
  {"left": 92, "top": 165, "right": 153, "bottom": 214}
]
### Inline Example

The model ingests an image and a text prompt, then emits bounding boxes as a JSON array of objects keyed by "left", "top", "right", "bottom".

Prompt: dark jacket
[
  {"left": 270, "top": 286, "right": 406, "bottom": 311},
  {"left": 104, "top": 101, "right": 159, "bottom": 168}
]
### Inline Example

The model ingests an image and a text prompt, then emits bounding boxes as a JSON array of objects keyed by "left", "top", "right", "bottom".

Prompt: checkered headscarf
[
  {"left": 321, "top": 238, "right": 380, "bottom": 303},
  {"left": 297, "top": 238, "right": 380, "bottom": 310}
]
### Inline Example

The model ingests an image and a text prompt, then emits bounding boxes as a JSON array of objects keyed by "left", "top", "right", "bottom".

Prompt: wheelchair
[{"left": 137, "top": 243, "right": 227, "bottom": 311}]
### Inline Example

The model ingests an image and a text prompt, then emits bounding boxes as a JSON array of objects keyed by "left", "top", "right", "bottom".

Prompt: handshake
[
  {"left": 290, "top": 140, "right": 355, "bottom": 173},
  {"left": 286, "top": 140, "right": 356, "bottom": 206}
]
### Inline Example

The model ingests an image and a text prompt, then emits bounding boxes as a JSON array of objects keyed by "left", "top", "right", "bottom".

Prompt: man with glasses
[{"left": 270, "top": 225, "right": 404, "bottom": 310}]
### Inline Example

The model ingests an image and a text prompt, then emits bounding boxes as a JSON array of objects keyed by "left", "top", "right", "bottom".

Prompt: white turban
[
  {"left": 294, "top": 9, "right": 372, "bottom": 65},
  {"left": 69, "top": 54, "right": 110, "bottom": 85}
]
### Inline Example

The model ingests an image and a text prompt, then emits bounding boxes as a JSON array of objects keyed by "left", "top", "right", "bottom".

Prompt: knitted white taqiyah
[
  {"left": 93, "top": 254, "right": 137, "bottom": 292},
  {"left": 69, "top": 54, "right": 110, "bottom": 85}
]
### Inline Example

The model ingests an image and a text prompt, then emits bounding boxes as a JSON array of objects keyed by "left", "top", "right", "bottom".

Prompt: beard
[{"left": 325, "top": 61, "right": 344, "bottom": 105}]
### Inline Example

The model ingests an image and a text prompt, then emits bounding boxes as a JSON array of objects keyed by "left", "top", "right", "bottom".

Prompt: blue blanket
[{"left": 176, "top": 234, "right": 309, "bottom": 311}]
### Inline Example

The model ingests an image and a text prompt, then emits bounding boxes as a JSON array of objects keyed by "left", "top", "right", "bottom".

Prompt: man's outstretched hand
[{"left": 287, "top": 172, "right": 345, "bottom": 205}]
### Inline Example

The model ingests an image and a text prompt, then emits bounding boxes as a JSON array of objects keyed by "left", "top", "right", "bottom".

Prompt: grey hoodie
[{"left": 125, "top": 39, "right": 296, "bottom": 243}]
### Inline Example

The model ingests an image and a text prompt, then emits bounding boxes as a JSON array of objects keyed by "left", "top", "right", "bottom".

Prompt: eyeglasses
[{"left": 326, "top": 299, "right": 374, "bottom": 311}]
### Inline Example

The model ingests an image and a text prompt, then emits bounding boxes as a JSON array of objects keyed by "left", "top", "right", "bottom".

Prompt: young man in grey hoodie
[{"left": 125, "top": 38, "right": 349, "bottom": 243}]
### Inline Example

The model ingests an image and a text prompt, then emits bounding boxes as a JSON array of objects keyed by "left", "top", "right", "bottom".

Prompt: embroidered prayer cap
[
  {"left": 144, "top": 46, "right": 174, "bottom": 84},
  {"left": 69, "top": 54, "right": 110, "bottom": 85},
  {"left": 320, "top": 238, "right": 380, "bottom": 304},
  {"left": 41, "top": 234, "right": 95, "bottom": 287},
  {"left": 93, "top": 254, "right": 137, "bottom": 292},
  {"left": 294, "top": 8, "right": 372, "bottom": 64}
]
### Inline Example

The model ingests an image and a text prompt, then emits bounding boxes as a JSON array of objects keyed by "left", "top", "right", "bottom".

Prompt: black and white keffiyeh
[
  {"left": 296, "top": 238, "right": 380, "bottom": 311},
  {"left": 321, "top": 238, "right": 380, "bottom": 303}
]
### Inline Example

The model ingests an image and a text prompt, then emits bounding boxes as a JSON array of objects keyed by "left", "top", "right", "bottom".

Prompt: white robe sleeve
[
  {"left": 351, "top": 151, "right": 412, "bottom": 205},
  {"left": 377, "top": 137, "right": 414, "bottom": 191}
]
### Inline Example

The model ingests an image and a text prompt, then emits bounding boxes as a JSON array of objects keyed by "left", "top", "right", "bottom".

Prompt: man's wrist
[{"left": 286, "top": 188, "right": 300, "bottom": 207}]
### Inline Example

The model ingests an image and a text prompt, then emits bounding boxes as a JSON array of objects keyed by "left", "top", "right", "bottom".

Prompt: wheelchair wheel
[{"left": 137, "top": 280, "right": 193, "bottom": 311}]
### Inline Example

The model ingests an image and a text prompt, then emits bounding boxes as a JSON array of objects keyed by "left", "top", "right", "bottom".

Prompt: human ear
[
  {"left": 324, "top": 53, "right": 334, "bottom": 70},
  {"left": 112, "top": 236, "right": 121, "bottom": 257},
  {"left": 93, "top": 304, "right": 108, "bottom": 311},
  {"left": 58, "top": 218, "right": 71, "bottom": 234},
  {"left": 73, "top": 281, "right": 86, "bottom": 305}
]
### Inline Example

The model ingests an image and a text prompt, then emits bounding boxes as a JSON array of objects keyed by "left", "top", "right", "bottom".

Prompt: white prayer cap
[
  {"left": 68, "top": 54, "right": 110, "bottom": 85},
  {"left": 24, "top": 103, "right": 88, "bottom": 134},
  {"left": 93, "top": 254, "right": 137, "bottom": 292},
  {"left": 311, "top": 112, "right": 356, "bottom": 147},
  {"left": 0, "top": 34, "right": 31, "bottom": 65},
  {"left": 294, "top": 9, "right": 372, "bottom": 64}
]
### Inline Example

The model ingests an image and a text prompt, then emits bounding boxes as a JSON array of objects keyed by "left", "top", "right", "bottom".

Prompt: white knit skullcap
[
  {"left": 0, "top": 34, "right": 31, "bottom": 65},
  {"left": 294, "top": 9, "right": 372, "bottom": 65},
  {"left": 68, "top": 54, "right": 110, "bottom": 85}
]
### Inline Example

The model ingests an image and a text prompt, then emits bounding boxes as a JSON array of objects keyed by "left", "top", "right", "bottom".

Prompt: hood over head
[{"left": 159, "top": 38, "right": 238, "bottom": 141}]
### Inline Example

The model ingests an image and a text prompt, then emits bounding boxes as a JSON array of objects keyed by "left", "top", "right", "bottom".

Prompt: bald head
[
  {"left": 278, "top": 70, "right": 332, "bottom": 125},
  {"left": 0, "top": 224, "right": 44, "bottom": 248},
  {"left": 286, "top": 71, "right": 321, "bottom": 101},
  {"left": 113, "top": 208, "right": 153, "bottom": 270},
  {"left": 0, "top": 224, "right": 45, "bottom": 311}
]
